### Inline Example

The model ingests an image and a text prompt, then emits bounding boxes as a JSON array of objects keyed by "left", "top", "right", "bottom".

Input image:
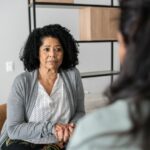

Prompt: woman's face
[
  {"left": 39, "top": 36, "right": 63, "bottom": 71},
  {"left": 118, "top": 32, "right": 126, "bottom": 64}
]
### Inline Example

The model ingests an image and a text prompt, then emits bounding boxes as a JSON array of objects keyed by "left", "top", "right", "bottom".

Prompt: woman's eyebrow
[{"left": 42, "top": 45, "right": 61, "bottom": 47}]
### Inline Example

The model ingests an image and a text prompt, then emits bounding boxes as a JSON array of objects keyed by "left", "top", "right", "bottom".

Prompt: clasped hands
[{"left": 54, "top": 123, "right": 75, "bottom": 144}]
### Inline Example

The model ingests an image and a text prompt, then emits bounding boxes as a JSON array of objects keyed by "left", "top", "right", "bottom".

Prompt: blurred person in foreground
[{"left": 67, "top": 0, "right": 150, "bottom": 150}]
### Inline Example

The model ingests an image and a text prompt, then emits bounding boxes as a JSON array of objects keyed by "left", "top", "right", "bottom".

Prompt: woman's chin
[{"left": 46, "top": 65, "right": 58, "bottom": 71}]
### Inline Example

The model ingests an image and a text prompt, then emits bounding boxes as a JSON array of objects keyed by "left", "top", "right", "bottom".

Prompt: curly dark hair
[
  {"left": 105, "top": 0, "right": 150, "bottom": 149},
  {"left": 20, "top": 24, "right": 79, "bottom": 71}
]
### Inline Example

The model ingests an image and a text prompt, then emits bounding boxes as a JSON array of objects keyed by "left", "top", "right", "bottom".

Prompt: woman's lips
[{"left": 47, "top": 61, "right": 57, "bottom": 64}]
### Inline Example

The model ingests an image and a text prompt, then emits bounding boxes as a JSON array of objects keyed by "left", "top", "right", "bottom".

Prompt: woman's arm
[
  {"left": 70, "top": 68, "right": 85, "bottom": 124},
  {"left": 7, "top": 75, "right": 55, "bottom": 140}
]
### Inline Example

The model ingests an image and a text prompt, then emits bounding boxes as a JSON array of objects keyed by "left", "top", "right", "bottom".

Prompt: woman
[
  {"left": 67, "top": 0, "right": 150, "bottom": 150},
  {"left": 0, "top": 24, "right": 85, "bottom": 150}
]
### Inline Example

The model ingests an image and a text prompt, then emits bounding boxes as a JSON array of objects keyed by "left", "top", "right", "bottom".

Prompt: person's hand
[
  {"left": 54, "top": 123, "right": 76, "bottom": 143},
  {"left": 63, "top": 125, "right": 70, "bottom": 142},
  {"left": 54, "top": 123, "right": 70, "bottom": 143},
  {"left": 54, "top": 123, "right": 64, "bottom": 142},
  {"left": 67, "top": 123, "right": 75, "bottom": 137}
]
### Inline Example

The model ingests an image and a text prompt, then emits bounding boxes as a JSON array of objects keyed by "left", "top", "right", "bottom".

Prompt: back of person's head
[
  {"left": 20, "top": 24, "right": 79, "bottom": 71},
  {"left": 105, "top": 0, "right": 150, "bottom": 149}
]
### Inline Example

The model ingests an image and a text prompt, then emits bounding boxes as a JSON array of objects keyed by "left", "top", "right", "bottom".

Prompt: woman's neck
[
  {"left": 38, "top": 67, "right": 58, "bottom": 83},
  {"left": 38, "top": 67, "right": 58, "bottom": 95}
]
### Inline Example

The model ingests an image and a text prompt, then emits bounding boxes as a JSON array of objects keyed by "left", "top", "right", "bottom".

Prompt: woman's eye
[
  {"left": 44, "top": 48, "right": 49, "bottom": 52},
  {"left": 54, "top": 47, "right": 62, "bottom": 52}
]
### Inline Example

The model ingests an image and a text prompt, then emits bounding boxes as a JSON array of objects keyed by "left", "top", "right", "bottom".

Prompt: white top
[{"left": 27, "top": 74, "right": 71, "bottom": 144}]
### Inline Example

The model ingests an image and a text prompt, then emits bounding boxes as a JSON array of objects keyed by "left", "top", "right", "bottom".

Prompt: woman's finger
[
  {"left": 57, "top": 128, "right": 64, "bottom": 142},
  {"left": 63, "top": 127, "right": 69, "bottom": 142}
]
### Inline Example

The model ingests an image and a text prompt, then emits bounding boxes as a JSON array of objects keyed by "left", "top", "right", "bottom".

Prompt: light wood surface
[
  {"left": 0, "top": 104, "right": 6, "bottom": 132},
  {"left": 80, "top": 7, "right": 120, "bottom": 40}
]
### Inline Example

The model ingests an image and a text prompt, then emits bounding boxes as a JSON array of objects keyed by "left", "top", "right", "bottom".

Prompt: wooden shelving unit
[
  {"left": 27, "top": 0, "right": 120, "bottom": 83},
  {"left": 81, "top": 70, "right": 119, "bottom": 78}
]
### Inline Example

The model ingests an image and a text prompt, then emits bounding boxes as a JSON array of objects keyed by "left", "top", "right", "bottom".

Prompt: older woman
[{"left": 0, "top": 24, "right": 85, "bottom": 150}]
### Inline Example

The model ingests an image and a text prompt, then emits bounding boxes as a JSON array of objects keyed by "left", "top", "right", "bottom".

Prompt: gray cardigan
[
  {"left": 0, "top": 67, "right": 85, "bottom": 148},
  {"left": 67, "top": 100, "right": 141, "bottom": 150}
]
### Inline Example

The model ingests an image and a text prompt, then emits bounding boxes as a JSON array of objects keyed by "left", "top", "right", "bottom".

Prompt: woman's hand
[
  {"left": 54, "top": 123, "right": 65, "bottom": 142},
  {"left": 67, "top": 123, "right": 75, "bottom": 137},
  {"left": 54, "top": 123, "right": 70, "bottom": 143},
  {"left": 54, "top": 123, "right": 75, "bottom": 143}
]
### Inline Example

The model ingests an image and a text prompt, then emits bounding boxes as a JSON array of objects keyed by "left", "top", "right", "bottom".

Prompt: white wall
[
  {"left": 0, "top": 0, "right": 120, "bottom": 103},
  {"left": 0, "top": 0, "right": 28, "bottom": 103}
]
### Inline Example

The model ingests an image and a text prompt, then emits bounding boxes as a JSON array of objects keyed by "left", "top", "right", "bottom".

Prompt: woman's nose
[{"left": 49, "top": 49, "right": 55, "bottom": 57}]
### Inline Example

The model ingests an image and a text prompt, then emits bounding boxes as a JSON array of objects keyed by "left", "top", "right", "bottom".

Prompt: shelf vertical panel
[
  {"left": 33, "top": 0, "right": 37, "bottom": 29},
  {"left": 28, "top": 0, "right": 32, "bottom": 33}
]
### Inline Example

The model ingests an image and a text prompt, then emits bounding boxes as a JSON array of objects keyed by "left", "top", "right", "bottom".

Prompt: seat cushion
[{"left": 0, "top": 104, "right": 6, "bottom": 132}]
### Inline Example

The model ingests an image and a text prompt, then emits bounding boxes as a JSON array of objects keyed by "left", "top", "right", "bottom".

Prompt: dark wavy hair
[
  {"left": 20, "top": 24, "right": 79, "bottom": 71},
  {"left": 105, "top": 0, "right": 150, "bottom": 149}
]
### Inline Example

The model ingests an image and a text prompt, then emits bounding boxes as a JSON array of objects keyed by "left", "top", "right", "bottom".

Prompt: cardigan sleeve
[
  {"left": 7, "top": 74, "right": 56, "bottom": 140},
  {"left": 70, "top": 68, "right": 85, "bottom": 124}
]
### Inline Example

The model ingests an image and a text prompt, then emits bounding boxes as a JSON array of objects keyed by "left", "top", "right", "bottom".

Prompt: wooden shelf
[
  {"left": 29, "top": 2, "right": 119, "bottom": 41},
  {"left": 81, "top": 70, "right": 119, "bottom": 78},
  {"left": 30, "top": 0, "right": 74, "bottom": 4},
  {"left": 29, "top": 2, "right": 119, "bottom": 8},
  {"left": 77, "top": 40, "right": 118, "bottom": 43}
]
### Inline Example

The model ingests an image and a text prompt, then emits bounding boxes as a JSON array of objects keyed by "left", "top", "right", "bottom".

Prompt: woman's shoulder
[
  {"left": 62, "top": 67, "right": 79, "bottom": 73},
  {"left": 13, "top": 70, "right": 37, "bottom": 86},
  {"left": 61, "top": 67, "right": 81, "bottom": 78},
  {"left": 80, "top": 100, "right": 131, "bottom": 131},
  {"left": 68, "top": 100, "right": 133, "bottom": 149}
]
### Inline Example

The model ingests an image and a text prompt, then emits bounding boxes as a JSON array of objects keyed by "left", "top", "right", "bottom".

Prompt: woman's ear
[{"left": 117, "top": 32, "right": 126, "bottom": 64}]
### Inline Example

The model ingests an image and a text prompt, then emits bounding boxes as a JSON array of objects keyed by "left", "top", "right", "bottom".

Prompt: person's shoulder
[
  {"left": 79, "top": 100, "right": 131, "bottom": 133},
  {"left": 62, "top": 67, "right": 79, "bottom": 73},
  {"left": 68, "top": 100, "right": 132, "bottom": 149},
  {"left": 14, "top": 71, "right": 30, "bottom": 81},
  {"left": 13, "top": 70, "right": 37, "bottom": 85},
  {"left": 62, "top": 67, "right": 81, "bottom": 78}
]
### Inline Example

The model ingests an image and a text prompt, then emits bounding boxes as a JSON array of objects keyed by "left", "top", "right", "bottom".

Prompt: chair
[{"left": 0, "top": 104, "right": 7, "bottom": 132}]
